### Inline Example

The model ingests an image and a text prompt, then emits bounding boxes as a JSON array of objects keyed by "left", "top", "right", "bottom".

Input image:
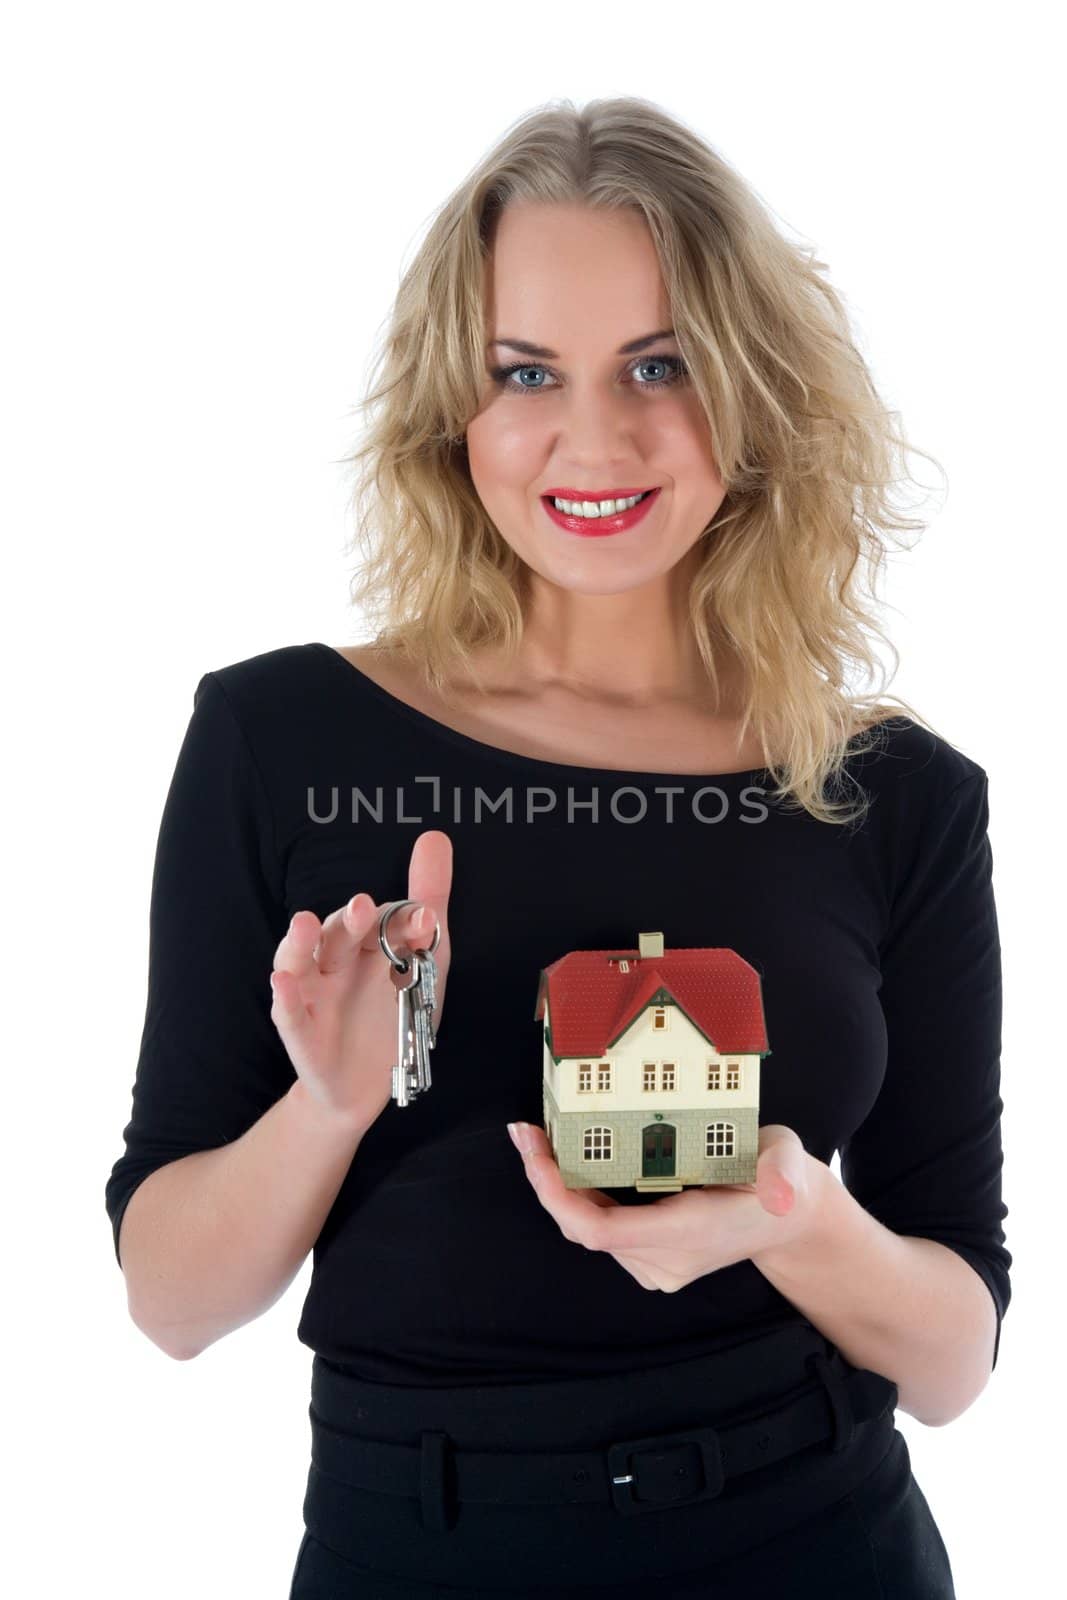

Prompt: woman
[{"left": 105, "top": 97, "right": 1009, "bottom": 1597}]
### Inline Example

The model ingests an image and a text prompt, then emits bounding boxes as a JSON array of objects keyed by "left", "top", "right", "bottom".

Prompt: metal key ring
[{"left": 377, "top": 898, "right": 441, "bottom": 970}]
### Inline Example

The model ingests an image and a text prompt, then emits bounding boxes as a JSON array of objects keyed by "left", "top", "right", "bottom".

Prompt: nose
[{"left": 552, "top": 380, "right": 647, "bottom": 468}]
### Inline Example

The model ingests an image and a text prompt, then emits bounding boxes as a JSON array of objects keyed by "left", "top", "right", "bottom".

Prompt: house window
[
  {"left": 705, "top": 1122, "right": 736, "bottom": 1158},
  {"left": 618, "top": 959, "right": 630, "bottom": 972},
  {"left": 643, "top": 1062, "right": 656, "bottom": 1091},
  {"left": 652, "top": 1007, "right": 668, "bottom": 1030},
  {"left": 726, "top": 1062, "right": 740, "bottom": 1090},
  {"left": 661, "top": 1062, "right": 675, "bottom": 1091},
  {"left": 596, "top": 1061, "right": 611, "bottom": 1091},
  {"left": 583, "top": 1126, "right": 612, "bottom": 1161},
  {"left": 578, "top": 1063, "right": 592, "bottom": 1092},
  {"left": 707, "top": 1063, "right": 721, "bottom": 1091}
]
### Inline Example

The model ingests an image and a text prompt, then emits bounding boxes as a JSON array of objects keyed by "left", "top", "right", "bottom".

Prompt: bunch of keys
[{"left": 377, "top": 899, "right": 440, "bottom": 1108}]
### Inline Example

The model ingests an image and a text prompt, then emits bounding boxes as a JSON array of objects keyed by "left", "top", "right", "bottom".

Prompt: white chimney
[{"left": 638, "top": 931, "right": 664, "bottom": 959}]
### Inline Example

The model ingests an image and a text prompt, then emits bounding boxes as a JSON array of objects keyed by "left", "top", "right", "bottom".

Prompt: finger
[
  {"left": 273, "top": 909, "right": 322, "bottom": 979},
  {"left": 511, "top": 1125, "right": 618, "bottom": 1211},
  {"left": 516, "top": 1142, "right": 620, "bottom": 1249},
  {"left": 526, "top": 1171, "right": 614, "bottom": 1249},
  {"left": 317, "top": 894, "right": 437, "bottom": 976},
  {"left": 757, "top": 1162, "right": 796, "bottom": 1215},
  {"left": 269, "top": 966, "right": 312, "bottom": 1037},
  {"left": 314, "top": 892, "right": 380, "bottom": 976},
  {"left": 373, "top": 899, "right": 439, "bottom": 966},
  {"left": 756, "top": 1125, "right": 808, "bottom": 1213},
  {"left": 407, "top": 830, "right": 453, "bottom": 942}
]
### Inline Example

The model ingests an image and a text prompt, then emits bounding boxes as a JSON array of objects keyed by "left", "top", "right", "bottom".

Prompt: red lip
[
  {"left": 543, "top": 486, "right": 657, "bottom": 500},
  {"left": 541, "top": 486, "right": 662, "bottom": 537}
]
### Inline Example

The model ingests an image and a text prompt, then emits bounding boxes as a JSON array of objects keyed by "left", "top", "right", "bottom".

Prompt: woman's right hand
[{"left": 268, "top": 829, "right": 453, "bottom": 1132}]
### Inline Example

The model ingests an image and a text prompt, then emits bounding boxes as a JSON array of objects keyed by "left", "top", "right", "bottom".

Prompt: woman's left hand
[{"left": 508, "top": 1122, "right": 821, "bottom": 1291}]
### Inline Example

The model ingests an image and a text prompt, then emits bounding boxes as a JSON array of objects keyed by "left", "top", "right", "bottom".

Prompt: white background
[{"left": 4, "top": 1, "right": 1059, "bottom": 1594}]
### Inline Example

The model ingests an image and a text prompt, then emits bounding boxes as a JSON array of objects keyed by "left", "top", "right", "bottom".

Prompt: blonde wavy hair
[{"left": 340, "top": 95, "right": 950, "bottom": 825}]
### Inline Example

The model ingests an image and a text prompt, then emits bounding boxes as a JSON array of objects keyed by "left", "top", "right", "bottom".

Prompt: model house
[{"left": 534, "top": 931, "right": 769, "bottom": 1191}]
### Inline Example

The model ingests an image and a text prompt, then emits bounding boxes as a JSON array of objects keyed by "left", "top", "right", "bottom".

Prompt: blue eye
[
  {"left": 489, "top": 354, "right": 688, "bottom": 395},
  {"left": 630, "top": 356, "right": 686, "bottom": 388}
]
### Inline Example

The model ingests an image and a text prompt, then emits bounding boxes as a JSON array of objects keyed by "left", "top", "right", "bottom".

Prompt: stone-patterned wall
[{"left": 544, "top": 1083, "right": 759, "bottom": 1188}]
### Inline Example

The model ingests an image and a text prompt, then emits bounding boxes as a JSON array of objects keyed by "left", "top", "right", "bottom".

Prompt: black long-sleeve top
[{"left": 105, "top": 642, "right": 1011, "bottom": 1383}]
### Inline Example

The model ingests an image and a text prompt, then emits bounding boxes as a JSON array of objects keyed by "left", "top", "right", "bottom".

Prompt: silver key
[
  {"left": 378, "top": 900, "right": 441, "bottom": 1108},
  {"left": 412, "top": 945, "right": 437, "bottom": 1045},
  {"left": 390, "top": 958, "right": 422, "bottom": 1107},
  {"left": 410, "top": 948, "right": 438, "bottom": 1091}
]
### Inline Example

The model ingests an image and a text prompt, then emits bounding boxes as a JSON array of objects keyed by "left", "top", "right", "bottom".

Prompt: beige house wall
[{"left": 541, "top": 999, "right": 761, "bottom": 1188}]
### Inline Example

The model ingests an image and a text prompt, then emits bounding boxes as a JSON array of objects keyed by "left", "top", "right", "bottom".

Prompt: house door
[{"left": 642, "top": 1123, "right": 676, "bottom": 1178}]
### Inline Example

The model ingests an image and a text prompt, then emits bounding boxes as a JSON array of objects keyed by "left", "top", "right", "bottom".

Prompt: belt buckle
[{"left": 606, "top": 1425, "right": 724, "bottom": 1516}]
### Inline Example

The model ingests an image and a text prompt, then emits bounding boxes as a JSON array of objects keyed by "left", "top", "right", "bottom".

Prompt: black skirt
[{"left": 288, "top": 1324, "right": 956, "bottom": 1598}]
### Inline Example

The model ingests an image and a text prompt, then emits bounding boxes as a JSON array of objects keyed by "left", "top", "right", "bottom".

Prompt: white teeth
[{"left": 552, "top": 492, "right": 649, "bottom": 517}]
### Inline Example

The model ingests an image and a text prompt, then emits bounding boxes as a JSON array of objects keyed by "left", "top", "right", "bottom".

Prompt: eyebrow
[{"left": 487, "top": 328, "right": 677, "bottom": 359}]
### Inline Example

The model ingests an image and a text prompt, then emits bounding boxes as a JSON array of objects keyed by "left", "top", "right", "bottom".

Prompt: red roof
[{"left": 535, "top": 946, "right": 770, "bottom": 1060}]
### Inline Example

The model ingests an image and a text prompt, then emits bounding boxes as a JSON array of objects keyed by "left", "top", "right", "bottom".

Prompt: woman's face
[{"left": 465, "top": 201, "right": 725, "bottom": 597}]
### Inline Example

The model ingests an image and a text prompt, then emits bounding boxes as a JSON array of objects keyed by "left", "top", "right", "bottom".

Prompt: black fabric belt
[{"left": 308, "top": 1350, "right": 898, "bottom": 1530}]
